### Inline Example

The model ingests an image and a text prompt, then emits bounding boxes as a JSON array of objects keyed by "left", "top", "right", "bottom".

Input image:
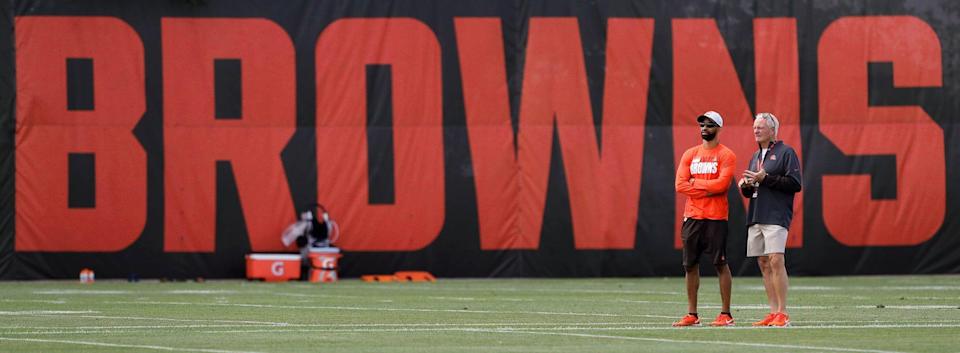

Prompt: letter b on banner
[{"left": 15, "top": 17, "right": 146, "bottom": 251}]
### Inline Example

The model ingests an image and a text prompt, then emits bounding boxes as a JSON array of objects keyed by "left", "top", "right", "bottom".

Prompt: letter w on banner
[{"left": 672, "top": 18, "right": 803, "bottom": 249}]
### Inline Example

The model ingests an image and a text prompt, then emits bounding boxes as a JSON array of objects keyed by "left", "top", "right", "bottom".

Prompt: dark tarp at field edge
[{"left": 1, "top": 0, "right": 959, "bottom": 279}]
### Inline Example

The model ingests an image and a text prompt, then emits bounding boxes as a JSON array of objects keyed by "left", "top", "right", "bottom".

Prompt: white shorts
[{"left": 746, "top": 224, "right": 788, "bottom": 257}]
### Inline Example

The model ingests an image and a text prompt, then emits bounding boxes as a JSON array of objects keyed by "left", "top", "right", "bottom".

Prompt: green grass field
[{"left": 1, "top": 275, "right": 958, "bottom": 352}]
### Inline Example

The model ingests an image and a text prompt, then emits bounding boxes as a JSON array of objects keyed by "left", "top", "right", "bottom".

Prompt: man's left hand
[{"left": 745, "top": 170, "right": 767, "bottom": 184}]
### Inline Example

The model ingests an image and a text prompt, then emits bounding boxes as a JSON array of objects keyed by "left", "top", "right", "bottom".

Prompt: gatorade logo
[
  {"left": 270, "top": 261, "right": 285, "bottom": 276},
  {"left": 689, "top": 157, "right": 718, "bottom": 175}
]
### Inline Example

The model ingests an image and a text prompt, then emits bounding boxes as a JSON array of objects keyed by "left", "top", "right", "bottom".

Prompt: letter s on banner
[{"left": 819, "top": 16, "right": 944, "bottom": 246}]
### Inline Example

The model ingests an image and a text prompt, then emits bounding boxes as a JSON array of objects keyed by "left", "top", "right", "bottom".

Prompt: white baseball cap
[{"left": 697, "top": 111, "right": 723, "bottom": 127}]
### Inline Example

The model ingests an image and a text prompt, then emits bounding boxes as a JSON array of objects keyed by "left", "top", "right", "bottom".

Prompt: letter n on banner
[
  {"left": 818, "top": 16, "right": 943, "bottom": 246},
  {"left": 672, "top": 18, "right": 802, "bottom": 249},
  {"left": 316, "top": 19, "right": 444, "bottom": 251},
  {"left": 163, "top": 19, "right": 296, "bottom": 252},
  {"left": 15, "top": 16, "right": 146, "bottom": 251}
]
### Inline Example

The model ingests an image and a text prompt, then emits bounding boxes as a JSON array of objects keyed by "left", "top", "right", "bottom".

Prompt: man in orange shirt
[{"left": 672, "top": 111, "right": 737, "bottom": 327}]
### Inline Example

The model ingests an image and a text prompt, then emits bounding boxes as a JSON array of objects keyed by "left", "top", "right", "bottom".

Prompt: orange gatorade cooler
[
  {"left": 245, "top": 254, "right": 301, "bottom": 282},
  {"left": 307, "top": 247, "right": 341, "bottom": 283}
]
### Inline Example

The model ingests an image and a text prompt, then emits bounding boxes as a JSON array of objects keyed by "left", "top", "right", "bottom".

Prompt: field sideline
[{"left": 1, "top": 275, "right": 958, "bottom": 352}]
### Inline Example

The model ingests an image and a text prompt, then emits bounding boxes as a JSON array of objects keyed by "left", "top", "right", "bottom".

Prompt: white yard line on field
[
  {"left": 108, "top": 300, "right": 675, "bottom": 319},
  {"left": 7, "top": 312, "right": 960, "bottom": 334},
  {"left": 0, "top": 337, "right": 265, "bottom": 353},
  {"left": 272, "top": 292, "right": 367, "bottom": 299},
  {"left": 0, "top": 299, "right": 67, "bottom": 304},
  {"left": 484, "top": 329, "right": 907, "bottom": 353},
  {"left": 7, "top": 320, "right": 960, "bottom": 333},
  {"left": 2, "top": 325, "right": 277, "bottom": 335},
  {"left": 1, "top": 322, "right": 652, "bottom": 331},
  {"left": 184, "top": 325, "right": 944, "bottom": 352},
  {"left": 870, "top": 286, "right": 960, "bottom": 291},
  {"left": 327, "top": 283, "right": 682, "bottom": 296},
  {"left": 596, "top": 297, "right": 960, "bottom": 310},
  {"left": 192, "top": 322, "right": 960, "bottom": 334},
  {"left": 6, "top": 320, "right": 960, "bottom": 337},
  {"left": 854, "top": 305, "right": 960, "bottom": 309},
  {"left": 699, "top": 304, "right": 835, "bottom": 309},
  {"left": 621, "top": 301, "right": 959, "bottom": 310},
  {"left": 425, "top": 296, "right": 477, "bottom": 301},
  {"left": 765, "top": 286, "right": 960, "bottom": 291},
  {"left": 33, "top": 290, "right": 130, "bottom": 295},
  {"left": 2, "top": 324, "right": 283, "bottom": 335},
  {"left": 43, "top": 314, "right": 291, "bottom": 325},
  {"left": 0, "top": 310, "right": 98, "bottom": 315},
  {"left": 3, "top": 323, "right": 660, "bottom": 335},
  {"left": 616, "top": 300, "right": 840, "bottom": 309},
  {"left": 744, "top": 285, "right": 960, "bottom": 292},
  {"left": 164, "top": 290, "right": 238, "bottom": 294},
  {"left": 812, "top": 319, "right": 960, "bottom": 324},
  {"left": 194, "top": 327, "right": 670, "bottom": 334}
]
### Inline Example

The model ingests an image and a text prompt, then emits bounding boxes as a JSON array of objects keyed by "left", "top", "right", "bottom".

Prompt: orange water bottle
[{"left": 79, "top": 268, "right": 95, "bottom": 284}]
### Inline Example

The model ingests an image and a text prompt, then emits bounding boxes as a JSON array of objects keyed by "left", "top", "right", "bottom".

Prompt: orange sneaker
[
  {"left": 672, "top": 314, "right": 701, "bottom": 327},
  {"left": 709, "top": 313, "right": 735, "bottom": 326},
  {"left": 768, "top": 312, "right": 790, "bottom": 327},
  {"left": 752, "top": 312, "right": 777, "bottom": 326}
]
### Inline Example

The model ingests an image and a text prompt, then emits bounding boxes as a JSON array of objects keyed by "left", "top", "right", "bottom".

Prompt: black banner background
[{"left": 1, "top": 0, "right": 959, "bottom": 279}]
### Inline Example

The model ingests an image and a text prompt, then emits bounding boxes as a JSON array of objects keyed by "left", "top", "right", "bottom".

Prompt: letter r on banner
[{"left": 163, "top": 18, "right": 296, "bottom": 252}]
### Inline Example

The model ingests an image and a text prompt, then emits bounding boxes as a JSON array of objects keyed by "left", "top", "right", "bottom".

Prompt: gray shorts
[{"left": 746, "top": 224, "right": 787, "bottom": 257}]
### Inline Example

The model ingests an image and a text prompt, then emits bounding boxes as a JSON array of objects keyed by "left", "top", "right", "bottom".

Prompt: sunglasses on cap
[{"left": 698, "top": 123, "right": 718, "bottom": 128}]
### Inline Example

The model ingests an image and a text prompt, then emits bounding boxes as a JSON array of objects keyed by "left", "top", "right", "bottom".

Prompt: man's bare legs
[{"left": 685, "top": 265, "right": 700, "bottom": 314}]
